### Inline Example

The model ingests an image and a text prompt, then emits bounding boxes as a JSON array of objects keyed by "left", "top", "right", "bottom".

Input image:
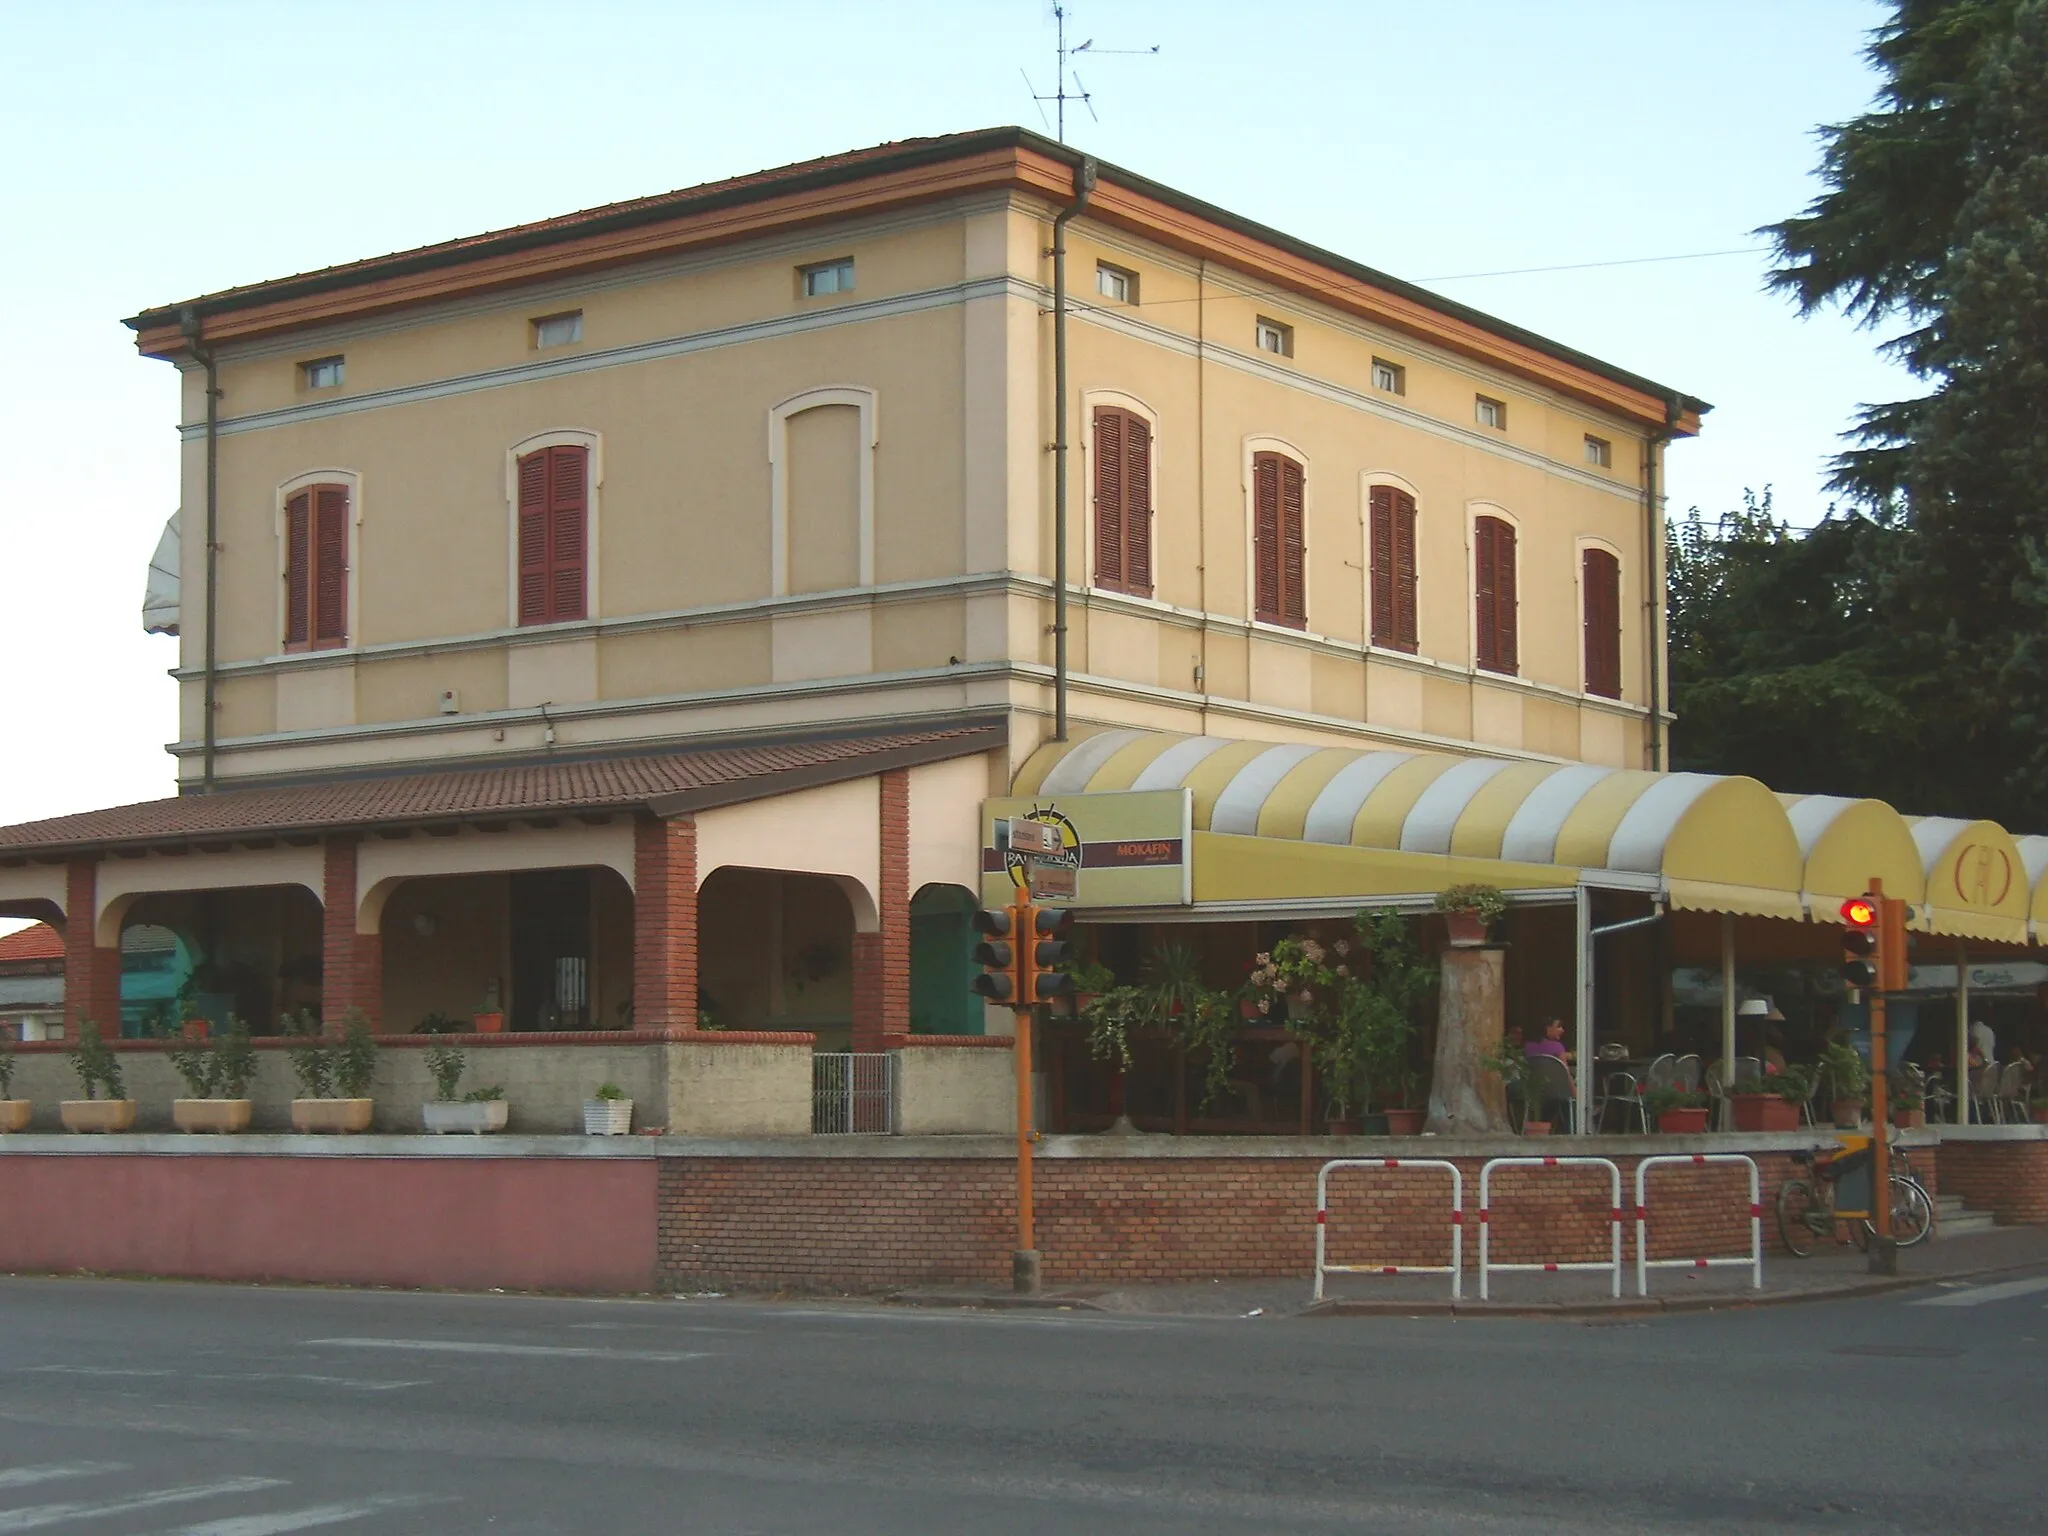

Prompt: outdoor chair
[
  {"left": 1800, "top": 1067, "right": 1824, "bottom": 1127},
  {"left": 1999, "top": 1061, "right": 2030, "bottom": 1124},
  {"left": 1705, "top": 1071, "right": 1729, "bottom": 1132},
  {"left": 1643, "top": 1054, "right": 1678, "bottom": 1094},
  {"left": 1972, "top": 1064, "right": 2002, "bottom": 1124},
  {"left": 1734, "top": 1055, "right": 1763, "bottom": 1085},
  {"left": 1601, "top": 1070, "right": 1647, "bottom": 1134},
  {"left": 1528, "top": 1053, "right": 1578, "bottom": 1133},
  {"left": 1674, "top": 1054, "right": 1702, "bottom": 1093}
]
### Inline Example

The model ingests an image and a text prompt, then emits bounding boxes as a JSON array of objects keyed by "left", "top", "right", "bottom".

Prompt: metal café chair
[
  {"left": 1999, "top": 1061, "right": 2030, "bottom": 1125},
  {"left": 1800, "top": 1068, "right": 1824, "bottom": 1127},
  {"left": 1601, "top": 1069, "right": 1648, "bottom": 1134},
  {"left": 1643, "top": 1054, "right": 1678, "bottom": 1094},
  {"left": 1705, "top": 1071, "right": 1729, "bottom": 1132},
  {"left": 1674, "top": 1054, "right": 1702, "bottom": 1093},
  {"left": 1972, "top": 1064, "right": 2003, "bottom": 1124},
  {"left": 1528, "top": 1053, "right": 1579, "bottom": 1134}
]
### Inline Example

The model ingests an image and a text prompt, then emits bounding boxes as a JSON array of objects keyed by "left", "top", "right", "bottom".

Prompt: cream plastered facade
[{"left": 162, "top": 187, "right": 1673, "bottom": 791}]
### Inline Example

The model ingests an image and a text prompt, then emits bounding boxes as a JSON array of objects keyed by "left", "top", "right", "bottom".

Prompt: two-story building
[{"left": 15, "top": 123, "right": 1943, "bottom": 1133}]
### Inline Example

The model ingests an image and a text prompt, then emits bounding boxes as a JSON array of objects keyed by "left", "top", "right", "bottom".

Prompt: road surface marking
[
  {"left": 1912, "top": 1275, "right": 2048, "bottom": 1307},
  {"left": 0, "top": 1478, "right": 283, "bottom": 1532},
  {"left": 146, "top": 1495, "right": 437, "bottom": 1535},
  {"left": 14, "top": 1368, "right": 421, "bottom": 1392},
  {"left": 302, "top": 1337, "right": 706, "bottom": 1362},
  {"left": 0, "top": 1468, "right": 123, "bottom": 1492}
]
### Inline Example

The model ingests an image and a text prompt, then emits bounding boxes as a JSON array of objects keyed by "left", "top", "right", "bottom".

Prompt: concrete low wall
[
  {"left": 668, "top": 1040, "right": 812, "bottom": 1136},
  {"left": 897, "top": 1041, "right": 1014, "bottom": 1134}
]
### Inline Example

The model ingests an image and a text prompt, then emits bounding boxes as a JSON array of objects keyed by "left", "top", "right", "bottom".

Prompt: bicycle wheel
[
  {"left": 1777, "top": 1179, "right": 1819, "bottom": 1257},
  {"left": 1890, "top": 1176, "right": 1935, "bottom": 1248}
]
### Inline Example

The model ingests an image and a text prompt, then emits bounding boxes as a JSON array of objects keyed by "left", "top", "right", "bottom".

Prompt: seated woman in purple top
[{"left": 1524, "top": 1018, "right": 1571, "bottom": 1062}]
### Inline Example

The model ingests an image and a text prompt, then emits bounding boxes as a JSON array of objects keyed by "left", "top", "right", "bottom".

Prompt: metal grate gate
[{"left": 812, "top": 1052, "right": 899, "bottom": 1135}]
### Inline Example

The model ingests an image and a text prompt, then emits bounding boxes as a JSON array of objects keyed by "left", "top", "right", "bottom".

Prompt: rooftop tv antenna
[{"left": 1025, "top": 3, "right": 1159, "bottom": 143}]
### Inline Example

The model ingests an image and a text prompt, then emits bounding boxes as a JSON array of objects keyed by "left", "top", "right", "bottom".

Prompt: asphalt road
[{"left": 0, "top": 1272, "right": 2041, "bottom": 1534}]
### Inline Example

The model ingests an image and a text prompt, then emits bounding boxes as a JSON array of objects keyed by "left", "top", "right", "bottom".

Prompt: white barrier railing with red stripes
[
  {"left": 1478, "top": 1156, "right": 1624, "bottom": 1301},
  {"left": 1633, "top": 1152, "right": 1763, "bottom": 1297},
  {"left": 1313, "top": 1158, "right": 1465, "bottom": 1302}
]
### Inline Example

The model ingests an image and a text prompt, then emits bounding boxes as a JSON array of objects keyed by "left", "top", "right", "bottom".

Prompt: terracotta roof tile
[
  {"left": 0, "top": 725, "right": 999, "bottom": 857},
  {"left": 0, "top": 923, "right": 63, "bottom": 964}
]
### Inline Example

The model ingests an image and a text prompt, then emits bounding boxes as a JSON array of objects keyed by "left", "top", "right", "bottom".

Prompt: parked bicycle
[{"left": 1776, "top": 1144, "right": 1933, "bottom": 1256}]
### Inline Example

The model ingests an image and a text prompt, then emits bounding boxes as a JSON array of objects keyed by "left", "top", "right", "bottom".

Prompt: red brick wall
[
  {"left": 633, "top": 814, "right": 698, "bottom": 1031},
  {"left": 320, "top": 837, "right": 379, "bottom": 1029},
  {"left": 851, "top": 769, "right": 910, "bottom": 1052},
  {"left": 63, "top": 857, "right": 120, "bottom": 1033},
  {"left": 656, "top": 1149, "right": 1846, "bottom": 1292},
  {"left": 1940, "top": 1141, "right": 2048, "bottom": 1224}
]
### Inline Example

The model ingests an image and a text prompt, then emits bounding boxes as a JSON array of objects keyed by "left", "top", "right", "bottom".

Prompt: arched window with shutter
[
  {"left": 515, "top": 443, "right": 589, "bottom": 625},
  {"left": 1252, "top": 450, "right": 1306, "bottom": 628},
  {"left": 1090, "top": 405, "right": 1153, "bottom": 596},
  {"left": 282, "top": 482, "right": 350, "bottom": 651},
  {"left": 1368, "top": 484, "right": 1418, "bottom": 652},
  {"left": 1582, "top": 545, "right": 1622, "bottom": 698},
  {"left": 1473, "top": 513, "right": 1518, "bottom": 675}
]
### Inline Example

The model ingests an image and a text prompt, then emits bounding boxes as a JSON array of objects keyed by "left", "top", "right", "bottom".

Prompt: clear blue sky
[{"left": 0, "top": 0, "right": 1901, "bottom": 835}]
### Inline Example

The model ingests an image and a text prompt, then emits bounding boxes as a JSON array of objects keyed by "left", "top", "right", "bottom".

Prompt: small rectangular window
[
  {"left": 1255, "top": 318, "right": 1294, "bottom": 357},
  {"left": 301, "top": 356, "right": 345, "bottom": 390},
  {"left": 801, "top": 257, "right": 855, "bottom": 297},
  {"left": 533, "top": 311, "right": 584, "bottom": 349},
  {"left": 1583, "top": 434, "right": 1612, "bottom": 468},
  {"left": 1371, "top": 357, "right": 1406, "bottom": 395},
  {"left": 1476, "top": 395, "right": 1507, "bottom": 431},
  {"left": 1096, "top": 262, "right": 1137, "bottom": 303}
]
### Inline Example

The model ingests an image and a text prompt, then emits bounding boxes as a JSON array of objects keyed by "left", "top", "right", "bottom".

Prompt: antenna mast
[{"left": 1027, "top": 3, "right": 1159, "bottom": 143}]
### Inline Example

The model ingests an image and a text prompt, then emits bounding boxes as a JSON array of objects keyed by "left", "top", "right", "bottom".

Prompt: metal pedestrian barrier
[
  {"left": 1633, "top": 1152, "right": 1762, "bottom": 1297},
  {"left": 1313, "top": 1158, "right": 1465, "bottom": 1302},
  {"left": 1478, "top": 1155, "right": 1624, "bottom": 1300},
  {"left": 811, "top": 1051, "right": 899, "bottom": 1135}
]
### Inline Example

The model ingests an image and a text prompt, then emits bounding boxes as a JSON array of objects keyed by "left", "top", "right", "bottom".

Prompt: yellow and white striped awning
[{"left": 1014, "top": 730, "right": 2042, "bottom": 941}]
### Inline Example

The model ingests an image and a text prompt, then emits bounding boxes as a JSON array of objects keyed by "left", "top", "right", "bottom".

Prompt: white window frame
[
  {"left": 1241, "top": 434, "right": 1312, "bottom": 631},
  {"left": 1254, "top": 317, "right": 1294, "bottom": 358},
  {"left": 1575, "top": 534, "right": 1627, "bottom": 698},
  {"left": 1583, "top": 433, "right": 1613, "bottom": 469},
  {"left": 1080, "top": 389, "right": 1162, "bottom": 598},
  {"left": 1466, "top": 501, "right": 1522, "bottom": 677},
  {"left": 299, "top": 355, "right": 345, "bottom": 391},
  {"left": 1475, "top": 395, "right": 1507, "bottom": 431},
  {"left": 1359, "top": 469, "right": 1425, "bottom": 657},
  {"left": 800, "top": 257, "right": 856, "bottom": 298},
  {"left": 274, "top": 468, "right": 363, "bottom": 657},
  {"left": 503, "top": 429, "right": 603, "bottom": 628},
  {"left": 532, "top": 311, "right": 585, "bottom": 349},
  {"left": 767, "top": 386, "right": 879, "bottom": 597},
  {"left": 1095, "top": 262, "right": 1137, "bottom": 304},
  {"left": 1370, "top": 357, "right": 1406, "bottom": 396}
]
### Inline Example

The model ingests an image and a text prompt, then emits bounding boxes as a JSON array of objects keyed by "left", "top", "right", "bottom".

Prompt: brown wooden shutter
[
  {"left": 1252, "top": 453, "right": 1282, "bottom": 623},
  {"left": 546, "top": 445, "right": 588, "bottom": 622},
  {"left": 1584, "top": 547, "right": 1621, "bottom": 697},
  {"left": 1474, "top": 516, "right": 1501, "bottom": 672},
  {"left": 1369, "top": 486, "right": 1395, "bottom": 645},
  {"left": 1124, "top": 414, "right": 1152, "bottom": 596},
  {"left": 1496, "top": 520, "right": 1518, "bottom": 673},
  {"left": 1279, "top": 456, "right": 1306, "bottom": 627},
  {"left": 1392, "top": 490, "right": 1418, "bottom": 652},
  {"left": 516, "top": 451, "right": 549, "bottom": 624},
  {"left": 1093, "top": 408, "right": 1124, "bottom": 590},
  {"left": 312, "top": 486, "right": 349, "bottom": 646},
  {"left": 284, "top": 490, "right": 312, "bottom": 647}
]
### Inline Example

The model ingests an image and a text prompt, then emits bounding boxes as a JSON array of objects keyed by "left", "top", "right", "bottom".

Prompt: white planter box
[
  {"left": 423, "top": 1100, "right": 510, "bottom": 1135},
  {"left": 583, "top": 1099, "right": 633, "bottom": 1136}
]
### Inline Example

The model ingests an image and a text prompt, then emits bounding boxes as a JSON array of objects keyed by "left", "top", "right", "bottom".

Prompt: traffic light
[
  {"left": 971, "top": 907, "right": 1019, "bottom": 1004},
  {"left": 1839, "top": 895, "right": 1879, "bottom": 991},
  {"left": 1023, "top": 907, "right": 1075, "bottom": 1005},
  {"left": 1878, "top": 895, "right": 1910, "bottom": 993}
]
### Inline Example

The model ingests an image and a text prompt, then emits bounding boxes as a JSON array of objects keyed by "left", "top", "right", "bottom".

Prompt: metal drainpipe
[
  {"left": 1050, "top": 155, "right": 1098, "bottom": 743},
  {"left": 1643, "top": 396, "right": 1681, "bottom": 772},
  {"left": 180, "top": 307, "right": 220, "bottom": 793}
]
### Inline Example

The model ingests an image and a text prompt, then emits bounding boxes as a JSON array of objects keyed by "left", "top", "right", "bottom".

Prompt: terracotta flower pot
[
  {"left": 291, "top": 1098, "right": 373, "bottom": 1134},
  {"left": 1522, "top": 1120, "right": 1553, "bottom": 1136},
  {"left": 1832, "top": 1098, "right": 1864, "bottom": 1130},
  {"left": 471, "top": 1012, "right": 505, "bottom": 1035},
  {"left": 1326, "top": 1117, "right": 1358, "bottom": 1137},
  {"left": 1730, "top": 1094, "right": 1800, "bottom": 1132},
  {"left": 1892, "top": 1108, "right": 1926, "bottom": 1130},
  {"left": 61, "top": 1099, "right": 136, "bottom": 1134},
  {"left": 1444, "top": 912, "right": 1490, "bottom": 947},
  {"left": 181, "top": 1018, "right": 210, "bottom": 1042},
  {"left": 0, "top": 1099, "right": 31, "bottom": 1133},
  {"left": 2034, "top": 1106, "right": 2048, "bottom": 1126},
  {"left": 1657, "top": 1107, "right": 1710, "bottom": 1134},
  {"left": 173, "top": 1098, "right": 251, "bottom": 1134},
  {"left": 1383, "top": 1107, "right": 1426, "bottom": 1136}
]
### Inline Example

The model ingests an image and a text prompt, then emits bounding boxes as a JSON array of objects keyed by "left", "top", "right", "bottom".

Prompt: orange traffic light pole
[
  {"left": 1010, "top": 900, "right": 1040, "bottom": 1294},
  {"left": 1867, "top": 878, "right": 1894, "bottom": 1272}
]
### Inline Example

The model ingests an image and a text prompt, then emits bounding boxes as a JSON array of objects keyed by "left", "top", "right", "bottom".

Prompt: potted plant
[
  {"left": 421, "top": 1044, "right": 511, "bottom": 1133},
  {"left": 1821, "top": 1041, "right": 1868, "bottom": 1129},
  {"left": 1729, "top": 1063, "right": 1807, "bottom": 1131},
  {"left": 1345, "top": 910, "right": 1434, "bottom": 1135},
  {"left": 471, "top": 1010, "right": 505, "bottom": 1034},
  {"left": 584, "top": 1082, "right": 633, "bottom": 1135},
  {"left": 1064, "top": 960, "right": 1116, "bottom": 1018},
  {"left": 61, "top": 1020, "right": 134, "bottom": 1132},
  {"left": 1644, "top": 1086, "right": 1711, "bottom": 1134},
  {"left": 1890, "top": 1071, "right": 1927, "bottom": 1129},
  {"left": 0, "top": 1033, "right": 23, "bottom": 1132},
  {"left": 170, "top": 1014, "right": 256, "bottom": 1133},
  {"left": 1485, "top": 1043, "right": 1540, "bottom": 1132},
  {"left": 1433, "top": 883, "right": 1508, "bottom": 947},
  {"left": 287, "top": 1008, "right": 378, "bottom": 1133}
]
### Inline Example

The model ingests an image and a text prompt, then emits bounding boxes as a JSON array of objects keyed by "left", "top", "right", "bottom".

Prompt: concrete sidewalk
[{"left": 887, "top": 1223, "right": 2048, "bottom": 1319}]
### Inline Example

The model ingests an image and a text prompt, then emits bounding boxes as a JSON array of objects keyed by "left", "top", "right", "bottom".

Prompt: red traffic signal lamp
[
  {"left": 971, "top": 907, "right": 1019, "bottom": 1004},
  {"left": 1023, "top": 907, "right": 1075, "bottom": 1004},
  {"left": 1839, "top": 896, "right": 1879, "bottom": 990}
]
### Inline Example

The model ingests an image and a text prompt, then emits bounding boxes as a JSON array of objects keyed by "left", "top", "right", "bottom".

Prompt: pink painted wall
[{"left": 0, "top": 1156, "right": 657, "bottom": 1292}]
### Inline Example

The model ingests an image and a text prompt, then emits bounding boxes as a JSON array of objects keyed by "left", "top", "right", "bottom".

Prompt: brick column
[
  {"left": 321, "top": 836, "right": 380, "bottom": 1030},
  {"left": 63, "top": 856, "right": 121, "bottom": 1034},
  {"left": 851, "top": 768, "right": 912, "bottom": 1052},
  {"left": 633, "top": 814, "right": 699, "bottom": 1032}
]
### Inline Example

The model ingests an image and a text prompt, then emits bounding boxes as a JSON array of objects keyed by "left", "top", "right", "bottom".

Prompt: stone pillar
[
  {"left": 633, "top": 814, "right": 699, "bottom": 1033},
  {"left": 851, "top": 769, "right": 911, "bottom": 1053},
  {"left": 321, "top": 836, "right": 380, "bottom": 1030},
  {"left": 1425, "top": 946, "right": 1510, "bottom": 1134},
  {"left": 62, "top": 856, "right": 120, "bottom": 1034}
]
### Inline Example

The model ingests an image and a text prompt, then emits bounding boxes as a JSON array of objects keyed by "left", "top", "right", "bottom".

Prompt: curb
[{"left": 886, "top": 1289, "right": 1110, "bottom": 1312}]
